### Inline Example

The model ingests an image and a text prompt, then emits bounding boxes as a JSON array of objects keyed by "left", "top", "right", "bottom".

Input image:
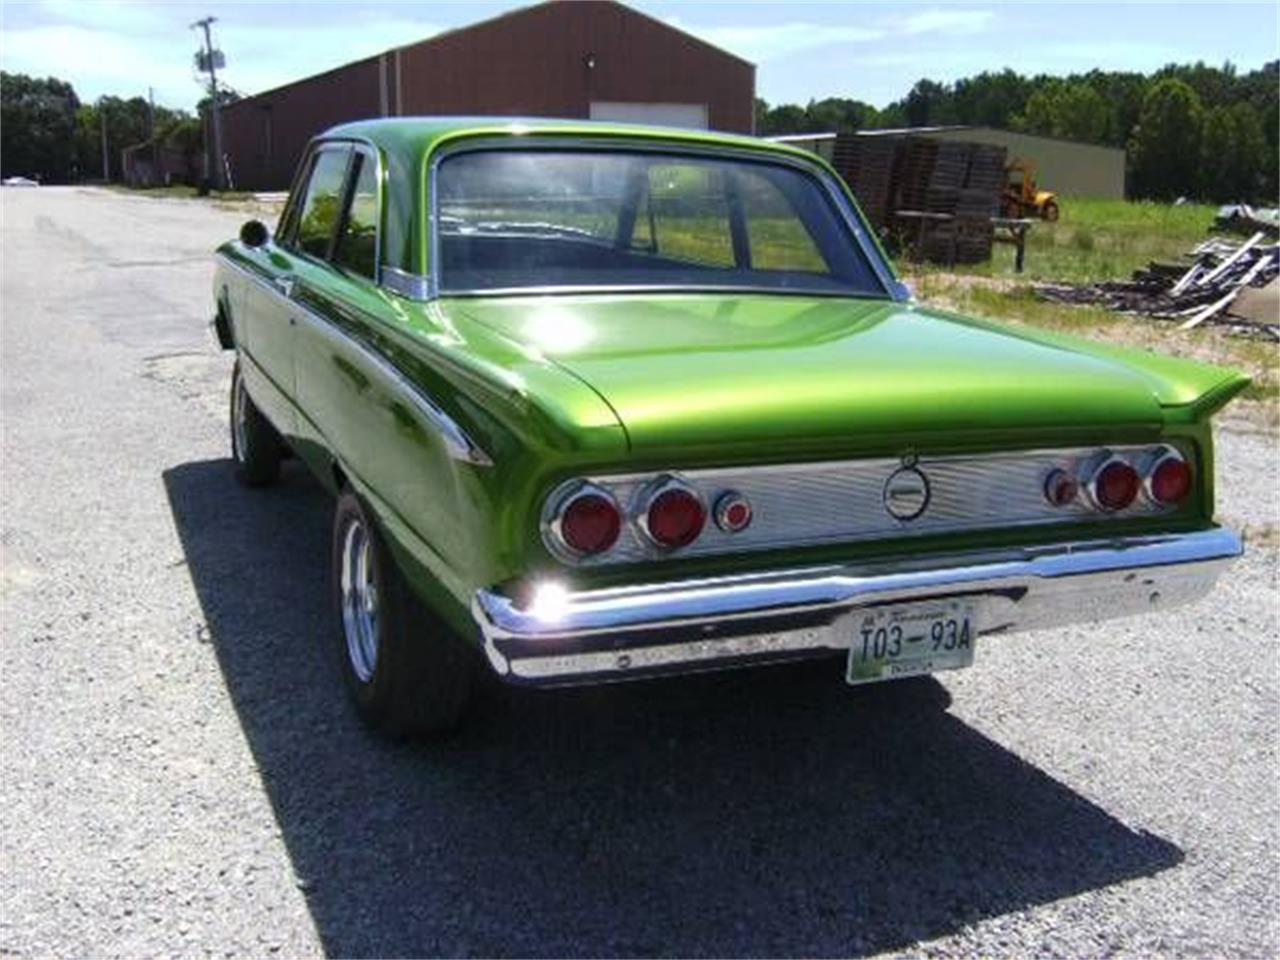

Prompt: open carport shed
[{"left": 220, "top": 0, "right": 755, "bottom": 191}]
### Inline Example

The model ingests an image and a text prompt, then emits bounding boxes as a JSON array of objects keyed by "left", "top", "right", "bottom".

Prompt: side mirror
[{"left": 240, "top": 219, "right": 269, "bottom": 248}]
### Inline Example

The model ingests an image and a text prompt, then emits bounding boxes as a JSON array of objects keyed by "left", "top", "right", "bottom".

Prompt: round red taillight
[
  {"left": 646, "top": 486, "right": 705, "bottom": 549},
  {"left": 1043, "top": 468, "right": 1079, "bottom": 507},
  {"left": 1149, "top": 456, "right": 1192, "bottom": 505},
  {"left": 559, "top": 492, "right": 621, "bottom": 555},
  {"left": 1092, "top": 459, "right": 1140, "bottom": 512},
  {"left": 714, "top": 491, "right": 753, "bottom": 533}
]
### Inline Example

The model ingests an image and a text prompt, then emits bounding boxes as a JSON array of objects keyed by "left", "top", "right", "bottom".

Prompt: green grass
[
  {"left": 103, "top": 182, "right": 255, "bottom": 201},
  {"left": 905, "top": 197, "right": 1219, "bottom": 283}
]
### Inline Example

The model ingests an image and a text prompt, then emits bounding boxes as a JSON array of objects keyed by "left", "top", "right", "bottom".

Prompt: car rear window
[{"left": 436, "top": 149, "right": 884, "bottom": 296}]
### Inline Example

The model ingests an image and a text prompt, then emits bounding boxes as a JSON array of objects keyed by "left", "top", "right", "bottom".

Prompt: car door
[
  {"left": 239, "top": 142, "right": 353, "bottom": 437},
  {"left": 290, "top": 145, "right": 470, "bottom": 563}
]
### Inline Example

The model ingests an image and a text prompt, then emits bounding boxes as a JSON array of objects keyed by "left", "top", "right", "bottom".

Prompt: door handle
[{"left": 272, "top": 276, "right": 296, "bottom": 298}]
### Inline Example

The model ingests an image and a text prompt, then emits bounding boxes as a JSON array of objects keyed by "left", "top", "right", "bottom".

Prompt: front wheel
[
  {"left": 230, "top": 361, "right": 283, "bottom": 487},
  {"left": 332, "top": 490, "right": 474, "bottom": 736},
  {"left": 1041, "top": 200, "right": 1060, "bottom": 222}
]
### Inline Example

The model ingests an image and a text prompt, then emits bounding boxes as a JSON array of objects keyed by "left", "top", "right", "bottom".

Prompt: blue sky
[{"left": 1, "top": 1, "right": 1275, "bottom": 113}]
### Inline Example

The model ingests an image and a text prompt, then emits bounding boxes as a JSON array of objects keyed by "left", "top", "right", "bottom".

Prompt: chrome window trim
[
  {"left": 416, "top": 136, "right": 903, "bottom": 303},
  {"left": 335, "top": 140, "right": 384, "bottom": 284},
  {"left": 214, "top": 252, "right": 492, "bottom": 467},
  {"left": 278, "top": 135, "right": 385, "bottom": 284},
  {"left": 381, "top": 265, "right": 431, "bottom": 300},
  {"left": 281, "top": 141, "right": 355, "bottom": 260}
]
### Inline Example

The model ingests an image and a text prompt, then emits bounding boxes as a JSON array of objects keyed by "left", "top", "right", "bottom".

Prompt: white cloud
[
  {"left": 217, "top": 18, "right": 440, "bottom": 99},
  {"left": 665, "top": 15, "right": 884, "bottom": 63},
  {"left": 897, "top": 10, "right": 995, "bottom": 36},
  {"left": 0, "top": 24, "right": 195, "bottom": 104},
  {"left": 665, "top": 8, "right": 994, "bottom": 65},
  {"left": 36, "top": 0, "right": 167, "bottom": 33},
  {"left": 0, "top": 11, "right": 440, "bottom": 110}
]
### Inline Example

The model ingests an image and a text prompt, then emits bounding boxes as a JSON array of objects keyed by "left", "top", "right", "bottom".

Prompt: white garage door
[{"left": 589, "top": 101, "right": 709, "bottom": 129}]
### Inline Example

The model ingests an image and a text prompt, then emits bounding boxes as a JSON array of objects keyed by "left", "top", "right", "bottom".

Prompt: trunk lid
[{"left": 442, "top": 294, "right": 1211, "bottom": 455}]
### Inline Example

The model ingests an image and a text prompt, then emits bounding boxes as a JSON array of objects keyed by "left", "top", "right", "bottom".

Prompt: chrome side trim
[
  {"left": 472, "top": 527, "right": 1242, "bottom": 684},
  {"left": 215, "top": 252, "right": 285, "bottom": 298},
  {"left": 381, "top": 265, "right": 431, "bottom": 300},
  {"left": 423, "top": 136, "right": 901, "bottom": 303},
  {"left": 213, "top": 253, "right": 492, "bottom": 467},
  {"left": 291, "top": 301, "right": 493, "bottom": 466}
]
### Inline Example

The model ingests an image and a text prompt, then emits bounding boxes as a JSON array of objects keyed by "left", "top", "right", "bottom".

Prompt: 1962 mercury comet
[{"left": 212, "top": 117, "right": 1247, "bottom": 735}]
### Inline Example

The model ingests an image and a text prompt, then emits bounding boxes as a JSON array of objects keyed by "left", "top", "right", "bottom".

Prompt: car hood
[{"left": 441, "top": 294, "right": 1244, "bottom": 456}]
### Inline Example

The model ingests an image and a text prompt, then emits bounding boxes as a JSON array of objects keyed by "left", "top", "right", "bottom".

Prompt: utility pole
[
  {"left": 191, "top": 16, "right": 225, "bottom": 189},
  {"left": 99, "top": 102, "right": 109, "bottom": 181},
  {"left": 148, "top": 86, "right": 158, "bottom": 185}
]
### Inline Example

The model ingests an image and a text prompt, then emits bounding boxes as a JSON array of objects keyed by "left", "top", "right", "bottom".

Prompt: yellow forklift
[{"left": 1003, "top": 159, "right": 1059, "bottom": 221}]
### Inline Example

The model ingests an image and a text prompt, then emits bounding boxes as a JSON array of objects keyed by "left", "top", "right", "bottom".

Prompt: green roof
[{"left": 325, "top": 116, "right": 812, "bottom": 168}]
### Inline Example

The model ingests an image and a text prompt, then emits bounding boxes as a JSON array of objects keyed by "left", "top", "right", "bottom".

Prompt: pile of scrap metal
[
  {"left": 1035, "top": 232, "right": 1279, "bottom": 340},
  {"left": 1214, "top": 204, "right": 1280, "bottom": 237}
]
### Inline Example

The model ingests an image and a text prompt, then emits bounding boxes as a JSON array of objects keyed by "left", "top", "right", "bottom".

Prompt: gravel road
[{"left": 1, "top": 187, "right": 1276, "bottom": 958}]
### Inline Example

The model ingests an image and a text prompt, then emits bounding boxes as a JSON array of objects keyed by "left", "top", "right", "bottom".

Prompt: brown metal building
[{"left": 220, "top": 0, "right": 755, "bottom": 190}]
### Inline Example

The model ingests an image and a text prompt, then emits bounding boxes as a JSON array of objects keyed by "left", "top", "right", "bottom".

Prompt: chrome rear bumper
[{"left": 472, "top": 528, "right": 1242, "bottom": 685}]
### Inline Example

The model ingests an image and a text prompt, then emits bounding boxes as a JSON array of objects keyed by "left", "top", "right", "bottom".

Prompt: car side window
[
  {"left": 294, "top": 147, "right": 351, "bottom": 259},
  {"left": 647, "top": 164, "right": 734, "bottom": 268},
  {"left": 332, "top": 152, "right": 379, "bottom": 279},
  {"left": 739, "top": 168, "right": 828, "bottom": 273}
]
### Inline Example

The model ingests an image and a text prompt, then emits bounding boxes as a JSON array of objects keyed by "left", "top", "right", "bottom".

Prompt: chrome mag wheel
[
  {"left": 340, "top": 516, "right": 380, "bottom": 682},
  {"left": 232, "top": 373, "right": 249, "bottom": 463}
]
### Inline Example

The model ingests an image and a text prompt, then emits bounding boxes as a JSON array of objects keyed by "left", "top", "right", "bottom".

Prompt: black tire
[
  {"left": 1041, "top": 200, "right": 1060, "bottom": 222},
  {"left": 331, "top": 490, "right": 474, "bottom": 736},
  {"left": 230, "top": 361, "right": 283, "bottom": 487}
]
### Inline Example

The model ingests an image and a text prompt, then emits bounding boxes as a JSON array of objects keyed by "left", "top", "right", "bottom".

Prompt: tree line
[
  {"left": 3, "top": 60, "right": 1275, "bottom": 201},
  {"left": 0, "top": 72, "right": 237, "bottom": 185},
  {"left": 757, "top": 60, "right": 1278, "bottom": 202}
]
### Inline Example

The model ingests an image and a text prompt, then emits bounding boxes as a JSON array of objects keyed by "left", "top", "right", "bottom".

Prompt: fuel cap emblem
[{"left": 883, "top": 466, "right": 930, "bottom": 521}]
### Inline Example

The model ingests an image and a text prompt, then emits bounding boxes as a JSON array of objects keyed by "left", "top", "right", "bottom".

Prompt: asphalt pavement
[{"left": 1, "top": 186, "right": 1276, "bottom": 958}]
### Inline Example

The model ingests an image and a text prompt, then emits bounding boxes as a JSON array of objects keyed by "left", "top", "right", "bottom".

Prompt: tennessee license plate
[{"left": 846, "top": 599, "right": 977, "bottom": 685}]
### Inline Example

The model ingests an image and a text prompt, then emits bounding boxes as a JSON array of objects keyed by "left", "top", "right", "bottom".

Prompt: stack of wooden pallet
[
  {"left": 1035, "top": 232, "right": 1279, "bottom": 338},
  {"left": 919, "top": 141, "right": 1007, "bottom": 264},
  {"left": 895, "top": 138, "right": 938, "bottom": 213},
  {"left": 828, "top": 133, "right": 1010, "bottom": 263},
  {"left": 831, "top": 134, "right": 900, "bottom": 228}
]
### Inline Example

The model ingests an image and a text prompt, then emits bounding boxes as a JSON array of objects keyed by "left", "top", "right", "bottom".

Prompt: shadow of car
[{"left": 163, "top": 458, "right": 1183, "bottom": 957}]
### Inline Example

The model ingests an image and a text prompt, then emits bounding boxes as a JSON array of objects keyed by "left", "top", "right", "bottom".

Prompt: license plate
[{"left": 846, "top": 599, "right": 977, "bottom": 685}]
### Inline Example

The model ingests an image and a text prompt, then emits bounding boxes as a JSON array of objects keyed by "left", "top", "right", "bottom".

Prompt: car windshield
[{"left": 436, "top": 149, "right": 885, "bottom": 296}]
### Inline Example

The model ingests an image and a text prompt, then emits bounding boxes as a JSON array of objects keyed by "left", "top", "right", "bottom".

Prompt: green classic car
[{"left": 212, "top": 117, "right": 1247, "bottom": 735}]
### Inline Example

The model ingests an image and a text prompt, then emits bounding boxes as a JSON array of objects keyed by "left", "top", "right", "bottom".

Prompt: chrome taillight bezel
[
  {"left": 1043, "top": 467, "right": 1080, "bottom": 508},
  {"left": 541, "top": 481, "right": 622, "bottom": 561},
  {"left": 713, "top": 490, "right": 753, "bottom": 533},
  {"left": 1084, "top": 453, "right": 1141, "bottom": 513},
  {"left": 1144, "top": 446, "right": 1193, "bottom": 506},
  {"left": 633, "top": 474, "right": 707, "bottom": 551}
]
